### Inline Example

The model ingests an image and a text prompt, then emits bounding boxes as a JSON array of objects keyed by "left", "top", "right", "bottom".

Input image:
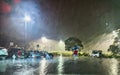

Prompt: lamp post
[
  {"left": 41, "top": 36, "right": 47, "bottom": 51},
  {"left": 24, "top": 15, "right": 31, "bottom": 46},
  {"left": 59, "top": 40, "right": 65, "bottom": 55}
]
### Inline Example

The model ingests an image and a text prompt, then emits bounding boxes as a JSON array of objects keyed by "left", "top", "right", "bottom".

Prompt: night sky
[{"left": 1, "top": 0, "right": 120, "bottom": 47}]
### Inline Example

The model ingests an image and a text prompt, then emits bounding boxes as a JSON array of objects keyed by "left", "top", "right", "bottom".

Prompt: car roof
[
  {"left": 0, "top": 47, "right": 5, "bottom": 48},
  {"left": 0, "top": 47, "right": 7, "bottom": 50}
]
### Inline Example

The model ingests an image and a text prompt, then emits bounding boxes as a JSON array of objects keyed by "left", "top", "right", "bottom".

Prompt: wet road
[{"left": 0, "top": 56, "right": 120, "bottom": 75}]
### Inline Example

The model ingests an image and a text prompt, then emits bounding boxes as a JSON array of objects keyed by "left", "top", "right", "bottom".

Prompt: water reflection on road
[
  {"left": 0, "top": 56, "right": 120, "bottom": 75},
  {"left": 110, "top": 59, "right": 118, "bottom": 75},
  {"left": 39, "top": 58, "right": 47, "bottom": 75},
  {"left": 57, "top": 54, "right": 64, "bottom": 75},
  {"left": 101, "top": 58, "right": 119, "bottom": 75}
]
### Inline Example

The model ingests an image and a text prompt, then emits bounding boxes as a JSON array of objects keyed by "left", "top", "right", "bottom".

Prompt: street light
[
  {"left": 24, "top": 15, "right": 31, "bottom": 22},
  {"left": 41, "top": 37, "right": 47, "bottom": 43},
  {"left": 59, "top": 40, "right": 65, "bottom": 51},
  {"left": 24, "top": 14, "right": 31, "bottom": 46},
  {"left": 41, "top": 36, "right": 48, "bottom": 51},
  {"left": 112, "top": 30, "right": 118, "bottom": 38}
]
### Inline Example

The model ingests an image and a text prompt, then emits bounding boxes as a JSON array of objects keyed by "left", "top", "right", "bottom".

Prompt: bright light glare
[
  {"left": 84, "top": 33, "right": 115, "bottom": 52},
  {"left": 41, "top": 37, "right": 47, "bottom": 42},
  {"left": 24, "top": 15, "right": 31, "bottom": 22},
  {"left": 59, "top": 40, "right": 63, "bottom": 44},
  {"left": 59, "top": 40, "right": 65, "bottom": 51},
  {"left": 112, "top": 30, "right": 118, "bottom": 38}
]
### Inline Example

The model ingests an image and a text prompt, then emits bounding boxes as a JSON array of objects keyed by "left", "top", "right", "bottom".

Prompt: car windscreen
[{"left": 92, "top": 51, "right": 98, "bottom": 54}]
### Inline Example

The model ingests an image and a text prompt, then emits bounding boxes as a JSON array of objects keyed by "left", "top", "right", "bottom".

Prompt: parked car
[
  {"left": 0, "top": 47, "right": 8, "bottom": 60},
  {"left": 28, "top": 50, "right": 42, "bottom": 58},
  {"left": 48, "top": 53, "right": 54, "bottom": 59},
  {"left": 42, "top": 51, "right": 54, "bottom": 59},
  {"left": 90, "top": 50, "right": 102, "bottom": 57},
  {"left": 8, "top": 47, "right": 27, "bottom": 59},
  {"left": 28, "top": 50, "right": 54, "bottom": 59}
]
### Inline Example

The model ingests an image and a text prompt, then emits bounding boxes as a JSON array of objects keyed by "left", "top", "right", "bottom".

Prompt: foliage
[
  {"left": 108, "top": 37, "right": 120, "bottom": 54},
  {"left": 108, "top": 45, "right": 120, "bottom": 54},
  {"left": 49, "top": 51, "right": 120, "bottom": 58},
  {"left": 49, "top": 51, "right": 73, "bottom": 56},
  {"left": 78, "top": 52, "right": 89, "bottom": 56},
  {"left": 64, "top": 37, "right": 83, "bottom": 51}
]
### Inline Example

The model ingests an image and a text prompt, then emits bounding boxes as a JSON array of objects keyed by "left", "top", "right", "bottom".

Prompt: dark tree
[
  {"left": 108, "top": 45, "right": 119, "bottom": 54},
  {"left": 108, "top": 37, "right": 120, "bottom": 54},
  {"left": 107, "top": 29, "right": 120, "bottom": 54},
  {"left": 64, "top": 37, "right": 83, "bottom": 51}
]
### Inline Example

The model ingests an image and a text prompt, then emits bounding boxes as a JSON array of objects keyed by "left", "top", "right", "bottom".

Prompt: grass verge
[{"left": 49, "top": 51, "right": 120, "bottom": 58}]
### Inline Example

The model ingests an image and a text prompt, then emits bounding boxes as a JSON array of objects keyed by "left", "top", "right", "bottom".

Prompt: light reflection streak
[
  {"left": 109, "top": 58, "right": 118, "bottom": 75},
  {"left": 13, "top": 68, "right": 34, "bottom": 75},
  {"left": 57, "top": 54, "right": 64, "bottom": 75},
  {"left": 12, "top": 59, "right": 36, "bottom": 75},
  {"left": 39, "top": 58, "right": 47, "bottom": 75}
]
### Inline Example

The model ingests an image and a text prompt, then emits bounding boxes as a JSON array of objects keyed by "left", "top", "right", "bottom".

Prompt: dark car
[
  {"left": 28, "top": 50, "right": 42, "bottom": 58},
  {"left": 41, "top": 51, "right": 54, "bottom": 59},
  {"left": 8, "top": 48, "right": 27, "bottom": 59},
  {"left": 27, "top": 50, "right": 54, "bottom": 59}
]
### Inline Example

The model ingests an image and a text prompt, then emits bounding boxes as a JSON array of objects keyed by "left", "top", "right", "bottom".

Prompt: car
[
  {"left": 28, "top": 51, "right": 54, "bottom": 59},
  {"left": 48, "top": 53, "right": 54, "bottom": 59},
  {"left": 8, "top": 47, "right": 27, "bottom": 59},
  {"left": 90, "top": 50, "right": 102, "bottom": 57},
  {"left": 28, "top": 50, "right": 41, "bottom": 58},
  {"left": 42, "top": 51, "right": 54, "bottom": 59},
  {"left": 0, "top": 47, "right": 8, "bottom": 60}
]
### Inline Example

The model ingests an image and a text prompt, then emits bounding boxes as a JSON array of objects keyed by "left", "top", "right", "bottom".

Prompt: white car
[
  {"left": 90, "top": 50, "right": 100, "bottom": 57},
  {"left": 0, "top": 47, "right": 8, "bottom": 60}
]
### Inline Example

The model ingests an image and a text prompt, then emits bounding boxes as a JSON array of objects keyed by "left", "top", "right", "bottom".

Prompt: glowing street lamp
[
  {"left": 41, "top": 36, "right": 48, "bottom": 51},
  {"left": 24, "top": 14, "right": 31, "bottom": 45},
  {"left": 112, "top": 30, "right": 118, "bottom": 38},
  {"left": 24, "top": 15, "right": 31, "bottom": 22},
  {"left": 58, "top": 40, "right": 65, "bottom": 56},
  {"left": 41, "top": 37, "right": 47, "bottom": 43},
  {"left": 59, "top": 40, "right": 65, "bottom": 51}
]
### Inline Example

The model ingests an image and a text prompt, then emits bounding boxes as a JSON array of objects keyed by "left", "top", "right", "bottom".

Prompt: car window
[
  {"left": 92, "top": 51, "right": 98, "bottom": 54},
  {"left": 0, "top": 48, "right": 4, "bottom": 50}
]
